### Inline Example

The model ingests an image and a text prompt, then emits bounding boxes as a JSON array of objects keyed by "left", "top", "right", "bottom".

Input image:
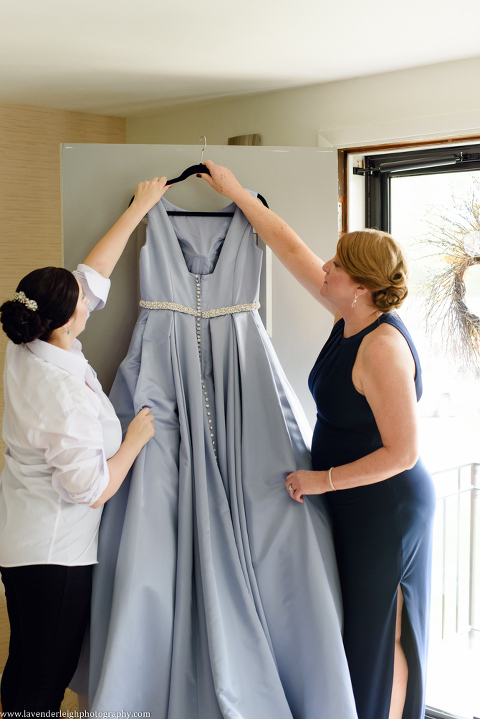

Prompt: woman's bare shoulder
[{"left": 360, "top": 320, "right": 414, "bottom": 371}]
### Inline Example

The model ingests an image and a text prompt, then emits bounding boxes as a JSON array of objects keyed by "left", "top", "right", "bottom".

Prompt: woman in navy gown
[{"left": 200, "top": 161, "right": 436, "bottom": 719}]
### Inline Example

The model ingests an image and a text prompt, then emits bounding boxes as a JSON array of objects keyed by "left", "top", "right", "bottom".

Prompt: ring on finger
[{"left": 288, "top": 484, "right": 294, "bottom": 492}]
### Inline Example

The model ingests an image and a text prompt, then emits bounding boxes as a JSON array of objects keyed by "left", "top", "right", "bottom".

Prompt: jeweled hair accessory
[{"left": 13, "top": 291, "right": 38, "bottom": 311}]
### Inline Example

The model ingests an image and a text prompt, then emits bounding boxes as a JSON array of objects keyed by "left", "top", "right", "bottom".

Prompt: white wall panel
[{"left": 62, "top": 144, "right": 338, "bottom": 420}]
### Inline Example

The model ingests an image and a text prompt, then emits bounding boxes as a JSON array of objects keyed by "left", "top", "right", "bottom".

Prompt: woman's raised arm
[
  {"left": 199, "top": 160, "right": 335, "bottom": 313},
  {"left": 83, "top": 177, "right": 170, "bottom": 278}
]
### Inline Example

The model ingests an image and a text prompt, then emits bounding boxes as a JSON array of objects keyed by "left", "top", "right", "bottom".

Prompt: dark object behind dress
[{"left": 309, "top": 312, "right": 436, "bottom": 719}]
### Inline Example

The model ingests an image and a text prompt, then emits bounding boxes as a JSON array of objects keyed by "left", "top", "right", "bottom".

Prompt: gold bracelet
[{"left": 329, "top": 466, "right": 337, "bottom": 491}]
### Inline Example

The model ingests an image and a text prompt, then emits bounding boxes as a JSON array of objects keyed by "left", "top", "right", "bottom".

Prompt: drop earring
[{"left": 351, "top": 293, "right": 358, "bottom": 308}]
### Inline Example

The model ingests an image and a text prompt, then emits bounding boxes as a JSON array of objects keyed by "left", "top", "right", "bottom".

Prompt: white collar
[{"left": 27, "top": 338, "right": 88, "bottom": 382}]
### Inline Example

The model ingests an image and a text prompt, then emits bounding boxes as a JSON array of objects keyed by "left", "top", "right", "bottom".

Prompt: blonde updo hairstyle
[{"left": 336, "top": 229, "right": 408, "bottom": 312}]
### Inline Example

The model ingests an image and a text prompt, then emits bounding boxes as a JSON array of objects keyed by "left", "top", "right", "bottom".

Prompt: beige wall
[{"left": 126, "top": 56, "right": 480, "bottom": 148}]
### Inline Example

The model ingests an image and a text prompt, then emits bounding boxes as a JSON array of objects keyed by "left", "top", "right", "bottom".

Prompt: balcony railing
[{"left": 431, "top": 463, "right": 479, "bottom": 638}]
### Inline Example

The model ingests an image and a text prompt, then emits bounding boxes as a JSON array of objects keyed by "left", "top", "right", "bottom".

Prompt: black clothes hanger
[
  {"left": 165, "top": 190, "right": 268, "bottom": 217},
  {"left": 128, "top": 134, "right": 269, "bottom": 215},
  {"left": 167, "top": 135, "right": 209, "bottom": 186},
  {"left": 165, "top": 138, "right": 269, "bottom": 211},
  {"left": 127, "top": 162, "right": 229, "bottom": 216},
  {"left": 129, "top": 183, "right": 268, "bottom": 215},
  {"left": 165, "top": 138, "right": 232, "bottom": 216},
  {"left": 166, "top": 163, "right": 211, "bottom": 185},
  {"left": 165, "top": 162, "right": 233, "bottom": 216}
]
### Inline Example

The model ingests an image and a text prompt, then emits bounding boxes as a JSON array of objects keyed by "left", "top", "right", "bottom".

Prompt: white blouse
[{"left": 0, "top": 264, "right": 122, "bottom": 567}]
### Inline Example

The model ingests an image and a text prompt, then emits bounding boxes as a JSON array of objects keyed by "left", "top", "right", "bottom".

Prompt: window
[{"left": 355, "top": 144, "right": 480, "bottom": 719}]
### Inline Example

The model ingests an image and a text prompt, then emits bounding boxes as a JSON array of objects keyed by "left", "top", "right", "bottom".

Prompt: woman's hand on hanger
[
  {"left": 198, "top": 160, "right": 245, "bottom": 203},
  {"left": 198, "top": 161, "right": 334, "bottom": 312},
  {"left": 130, "top": 177, "right": 171, "bottom": 216},
  {"left": 83, "top": 177, "right": 170, "bottom": 278}
]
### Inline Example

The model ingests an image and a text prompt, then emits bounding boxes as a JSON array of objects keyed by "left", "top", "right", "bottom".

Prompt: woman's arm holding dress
[
  {"left": 91, "top": 408, "right": 154, "bottom": 508},
  {"left": 199, "top": 160, "right": 336, "bottom": 314},
  {"left": 83, "top": 177, "right": 170, "bottom": 278},
  {"left": 42, "top": 400, "right": 154, "bottom": 509},
  {"left": 287, "top": 326, "right": 419, "bottom": 501}
]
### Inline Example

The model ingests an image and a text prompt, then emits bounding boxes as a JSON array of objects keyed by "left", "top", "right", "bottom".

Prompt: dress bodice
[{"left": 141, "top": 195, "right": 262, "bottom": 312}]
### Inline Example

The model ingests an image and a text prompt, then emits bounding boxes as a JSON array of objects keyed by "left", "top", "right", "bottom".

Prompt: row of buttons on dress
[{"left": 196, "top": 275, "right": 217, "bottom": 462}]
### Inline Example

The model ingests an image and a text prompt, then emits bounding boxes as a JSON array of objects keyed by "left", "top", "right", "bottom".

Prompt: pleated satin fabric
[{"left": 88, "top": 195, "right": 357, "bottom": 718}]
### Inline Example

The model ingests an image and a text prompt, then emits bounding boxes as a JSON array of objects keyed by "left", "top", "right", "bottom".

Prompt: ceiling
[{"left": 1, "top": 0, "right": 480, "bottom": 117}]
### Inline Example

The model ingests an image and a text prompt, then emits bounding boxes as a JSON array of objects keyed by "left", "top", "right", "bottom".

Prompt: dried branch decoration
[{"left": 423, "top": 185, "right": 480, "bottom": 375}]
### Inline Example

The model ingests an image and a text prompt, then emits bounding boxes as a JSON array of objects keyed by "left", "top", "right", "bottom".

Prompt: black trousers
[{"left": 0, "top": 564, "right": 92, "bottom": 713}]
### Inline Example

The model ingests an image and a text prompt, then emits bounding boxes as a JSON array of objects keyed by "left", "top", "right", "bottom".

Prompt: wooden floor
[{"left": 0, "top": 590, "right": 79, "bottom": 712}]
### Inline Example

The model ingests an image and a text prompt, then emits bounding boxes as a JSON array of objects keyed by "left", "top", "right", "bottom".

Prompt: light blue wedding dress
[{"left": 88, "top": 194, "right": 357, "bottom": 719}]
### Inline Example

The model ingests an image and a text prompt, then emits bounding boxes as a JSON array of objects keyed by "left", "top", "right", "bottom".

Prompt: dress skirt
[{"left": 86, "top": 195, "right": 358, "bottom": 718}]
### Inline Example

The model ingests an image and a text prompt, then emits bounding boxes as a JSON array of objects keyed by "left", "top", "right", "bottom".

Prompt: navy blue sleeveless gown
[{"left": 309, "top": 312, "right": 436, "bottom": 719}]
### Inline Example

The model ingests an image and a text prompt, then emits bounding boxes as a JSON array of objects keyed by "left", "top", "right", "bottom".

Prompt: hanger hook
[{"left": 200, "top": 135, "right": 206, "bottom": 164}]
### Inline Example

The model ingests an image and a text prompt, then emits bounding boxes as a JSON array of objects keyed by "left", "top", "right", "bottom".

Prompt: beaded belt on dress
[{"left": 139, "top": 300, "right": 260, "bottom": 318}]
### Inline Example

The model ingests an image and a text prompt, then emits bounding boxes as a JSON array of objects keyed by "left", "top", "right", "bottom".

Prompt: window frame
[
  {"left": 359, "top": 143, "right": 480, "bottom": 231},
  {"left": 351, "top": 140, "right": 480, "bottom": 719}
]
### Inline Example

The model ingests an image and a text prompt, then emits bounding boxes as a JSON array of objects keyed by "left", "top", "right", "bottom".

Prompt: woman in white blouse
[{"left": 0, "top": 176, "right": 169, "bottom": 713}]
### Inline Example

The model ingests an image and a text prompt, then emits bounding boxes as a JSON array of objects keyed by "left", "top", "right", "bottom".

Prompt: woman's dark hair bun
[
  {"left": 0, "top": 301, "right": 49, "bottom": 345},
  {"left": 0, "top": 267, "right": 79, "bottom": 345}
]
